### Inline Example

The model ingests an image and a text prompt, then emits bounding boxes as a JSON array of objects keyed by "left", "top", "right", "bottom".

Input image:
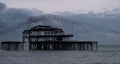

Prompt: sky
[
  {"left": 0, "top": 0, "right": 120, "bottom": 44},
  {"left": 0, "top": 0, "right": 120, "bottom": 13}
]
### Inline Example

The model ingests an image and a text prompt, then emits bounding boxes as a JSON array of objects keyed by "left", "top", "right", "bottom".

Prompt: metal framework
[
  {"left": 1, "top": 41, "right": 23, "bottom": 50},
  {"left": 23, "top": 25, "right": 98, "bottom": 51}
]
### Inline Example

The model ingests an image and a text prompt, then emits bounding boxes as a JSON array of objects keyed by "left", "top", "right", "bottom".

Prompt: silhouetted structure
[
  {"left": 1, "top": 41, "right": 23, "bottom": 50},
  {"left": 23, "top": 25, "right": 98, "bottom": 50}
]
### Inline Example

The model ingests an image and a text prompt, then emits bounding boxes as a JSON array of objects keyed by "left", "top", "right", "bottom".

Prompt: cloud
[
  {"left": 0, "top": 3, "right": 43, "bottom": 27},
  {"left": 53, "top": 10, "right": 120, "bottom": 44},
  {"left": 0, "top": 2, "right": 120, "bottom": 45},
  {"left": 0, "top": 3, "right": 6, "bottom": 11},
  {"left": 0, "top": 3, "right": 44, "bottom": 42}
]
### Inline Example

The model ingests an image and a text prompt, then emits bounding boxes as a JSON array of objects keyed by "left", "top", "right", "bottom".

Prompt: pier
[
  {"left": 1, "top": 41, "right": 24, "bottom": 50},
  {"left": 23, "top": 25, "right": 98, "bottom": 51}
]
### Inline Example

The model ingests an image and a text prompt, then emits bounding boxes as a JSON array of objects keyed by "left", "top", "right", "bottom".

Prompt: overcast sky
[{"left": 0, "top": 0, "right": 120, "bottom": 13}]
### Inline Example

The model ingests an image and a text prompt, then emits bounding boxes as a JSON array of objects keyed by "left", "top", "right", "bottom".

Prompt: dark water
[{"left": 0, "top": 45, "right": 120, "bottom": 64}]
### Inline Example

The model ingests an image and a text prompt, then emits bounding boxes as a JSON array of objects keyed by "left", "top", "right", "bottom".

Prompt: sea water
[{"left": 0, "top": 45, "right": 120, "bottom": 64}]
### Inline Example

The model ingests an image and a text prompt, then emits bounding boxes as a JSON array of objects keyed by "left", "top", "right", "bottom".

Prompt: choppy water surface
[{"left": 0, "top": 45, "right": 120, "bottom": 64}]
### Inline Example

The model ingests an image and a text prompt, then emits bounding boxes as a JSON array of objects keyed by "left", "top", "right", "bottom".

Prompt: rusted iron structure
[
  {"left": 23, "top": 25, "right": 98, "bottom": 50},
  {"left": 1, "top": 41, "right": 23, "bottom": 50}
]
